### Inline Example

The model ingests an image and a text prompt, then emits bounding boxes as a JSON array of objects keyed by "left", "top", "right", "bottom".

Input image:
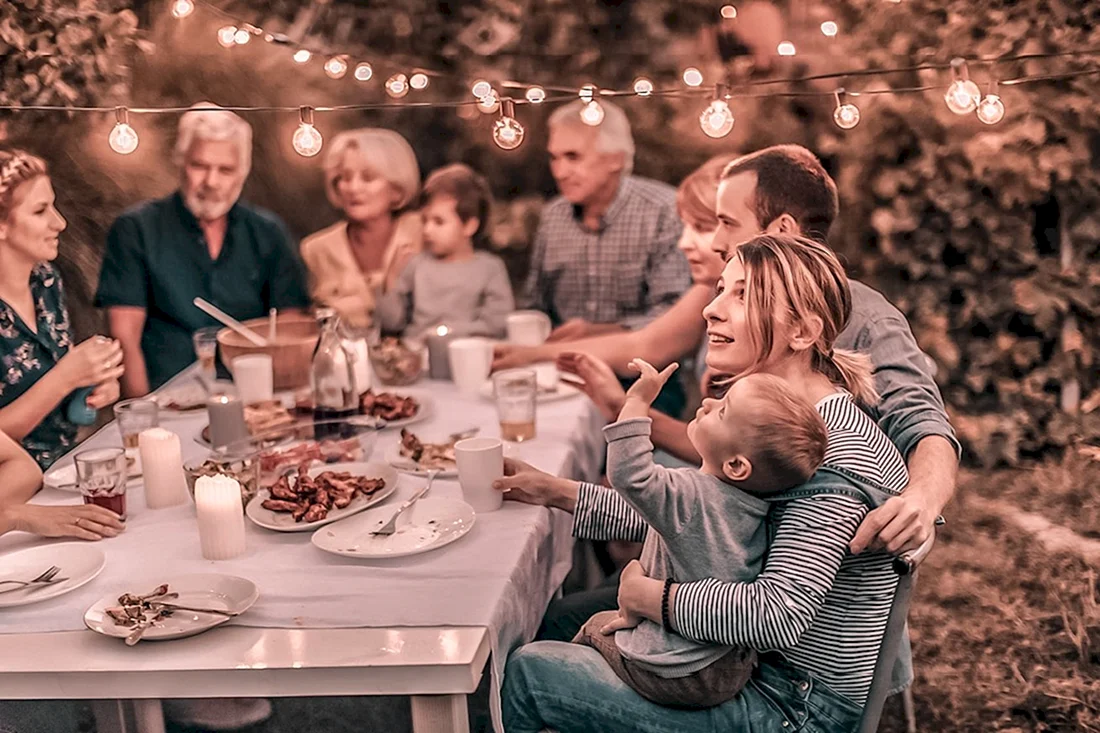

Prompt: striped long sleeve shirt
[{"left": 572, "top": 391, "right": 909, "bottom": 705}]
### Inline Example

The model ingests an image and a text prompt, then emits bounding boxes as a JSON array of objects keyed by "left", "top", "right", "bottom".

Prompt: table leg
[
  {"left": 410, "top": 694, "right": 469, "bottom": 733},
  {"left": 90, "top": 700, "right": 132, "bottom": 733},
  {"left": 131, "top": 699, "right": 166, "bottom": 733}
]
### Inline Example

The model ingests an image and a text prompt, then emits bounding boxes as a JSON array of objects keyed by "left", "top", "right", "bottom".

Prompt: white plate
[
  {"left": 383, "top": 439, "right": 459, "bottom": 479},
  {"left": 311, "top": 496, "right": 476, "bottom": 559},
  {"left": 478, "top": 381, "right": 582, "bottom": 404},
  {"left": 83, "top": 573, "right": 257, "bottom": 642},
  {"left": 363, "top": 392, "right": 434, "bottom": 430},
  {"left": 245, "top": 461, "right": 399, "bottom": 533},
  {"left": 0, "top": 544, "right": 106, "bottom": 608}
]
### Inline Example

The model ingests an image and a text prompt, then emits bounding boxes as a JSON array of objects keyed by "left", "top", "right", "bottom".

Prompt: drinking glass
[
  {"left": 493, "top": 369, "right": 537, "bottom": 442},
  {"left": 192, "top": 327, "right": 220, "bottom": 384},
  {"left": 74, "top": 447, "right": 129, "bottom": 519},
  {"left": 113, "top": 398, "right": 159, "bottom": 475}
]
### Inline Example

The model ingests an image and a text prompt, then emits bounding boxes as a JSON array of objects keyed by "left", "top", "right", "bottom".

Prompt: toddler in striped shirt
[{"left": 574, "top": 359, "right": 829, "bottom": 709}]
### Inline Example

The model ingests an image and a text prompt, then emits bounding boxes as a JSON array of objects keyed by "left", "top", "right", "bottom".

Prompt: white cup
[
  {"left": 507, "top": 311, "right": 552, "bottom": 346},
  {"left": 533, "top": 362, "right": 559, "bottom": 391},
  {"left": 448, "top": 338, "right": 493, "bottom": 397},
  {"left": 454, "top": 437, "right": 504, "bottom": 513},
  {"left": 232, "top": 355, "right": 274, "bottom": 405}
]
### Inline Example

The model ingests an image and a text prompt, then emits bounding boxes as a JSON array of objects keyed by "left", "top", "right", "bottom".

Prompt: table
[{"left": 0, "top": 367, "right": 606, "bottom": 733}]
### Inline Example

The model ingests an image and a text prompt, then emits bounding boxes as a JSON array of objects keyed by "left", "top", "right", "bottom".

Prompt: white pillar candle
[
  {"left": 232, "top": 355, "right": 274, "bottom": 405},
  {"left": 345, "top": 337, "right": 371, "bottom": 396},
  {"left": 138, "top": 427, "right": 189, "bottom": 509},
  {"left": 194, "top": 474, "right": 247, "bottom": 560}
]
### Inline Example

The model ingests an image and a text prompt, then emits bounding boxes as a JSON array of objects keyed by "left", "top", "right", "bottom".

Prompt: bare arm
[
  {"left": 0, "top": 431, "right": 43, "bottom": 505},
  {"left": 0, "top": 367, "right": 76, "bottom": 442},
  {"left": 108, "top": 307, "right": 151, "bottom": 398}
]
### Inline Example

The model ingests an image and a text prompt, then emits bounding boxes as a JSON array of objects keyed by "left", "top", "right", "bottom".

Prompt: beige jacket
[{"left": 300, "top": 212, "right": 423, "bottom": 328}]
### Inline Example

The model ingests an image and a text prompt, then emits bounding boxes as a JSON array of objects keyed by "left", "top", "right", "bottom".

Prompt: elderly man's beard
[{"left": 183, "top": 181, "right": 244, "bottom": 221}]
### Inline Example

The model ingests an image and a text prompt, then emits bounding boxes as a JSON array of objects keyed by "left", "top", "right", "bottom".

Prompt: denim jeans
[{"left": 503, "top": 643, "right": 862, "bottom": 733}]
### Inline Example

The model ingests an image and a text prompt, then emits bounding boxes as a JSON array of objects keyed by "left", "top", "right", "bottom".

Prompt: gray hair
[
  {"left": 548, "top": 98, "right": 635, "bottom": 176},
  {"left": 322, "top": 128, "right": 421, "bottom": 210},
  {"left": 173, "top": 102, "right": 253, "bottom": 174}
]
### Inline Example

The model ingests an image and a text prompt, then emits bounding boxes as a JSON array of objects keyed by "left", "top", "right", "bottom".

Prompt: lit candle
[
  {"left": 207, "top": 394, "right": 249, "bottom": 449},
  {"left": 194, "top": 474, "right": 247, "bottom": 560},
  {"left": 426, "top": 324, "right": 454, "bottom": 381},
  {"left": 138, "top": 427, "right": 188, "bottom": 509}
]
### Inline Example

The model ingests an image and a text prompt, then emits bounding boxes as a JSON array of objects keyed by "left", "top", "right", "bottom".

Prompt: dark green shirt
[{"left": 95, "top": 192, "right": 310, "bottom": 389}]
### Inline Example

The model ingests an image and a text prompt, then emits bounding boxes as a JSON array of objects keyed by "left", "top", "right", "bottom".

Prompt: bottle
[
  {"left": 311, "top": 308, "right": 359, "bottom": 439},
  {"left": 65, "top": 386, "right": 98, "bottom": 426}
]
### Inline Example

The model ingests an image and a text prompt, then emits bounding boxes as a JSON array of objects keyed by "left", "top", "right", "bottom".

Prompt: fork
[
  {"left": 0, "top": 566, "right": 63, "bottom": 594},
  {"left": 370, "top": 470, "right": 437, "bottom": 536},
  {"left": 448, "top": 427, "right": 480, "bottom": 443}
]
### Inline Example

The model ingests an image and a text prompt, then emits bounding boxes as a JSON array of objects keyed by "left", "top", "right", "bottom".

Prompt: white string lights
[
  {"left": 976, "top": 80, "right": 1006, "bottom": 125},
  {"left": 493, "top": 99, "right": 525, "bottom": 150},
  {"left": 108, "top": 107, "right": 139, "bottom": 155},
  {"left": 291, "top": 106, "right": 323, "bottom": 157},
  {"left": 699, "top": 84, "right": 735, "bottom": 138},
  {"left": 171, "top": 0, "right": 195, "bottom": 19},
  {"left": 324, "top": 55, "right": 349, "bottom": 79},
  {"left": 832, "top": 88, "right": 860, "bottom": 129},
  {"left": 945, "top": 57, "right": 981, "bottom": 114}
]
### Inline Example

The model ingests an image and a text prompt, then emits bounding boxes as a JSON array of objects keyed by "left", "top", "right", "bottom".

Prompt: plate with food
[
  {"left": 384, "top": 428, "right": 460, "bottom": 478},
  {"left": 0, "top": 544, "right": 106, "bottom": 609},
  {"left": 358, "top": 389, "right": 431, "bottom": 429},
  {"left": 311, "top": 496, "right": 476, "bottom": 559},
  {"left": 196, "top": 400, "right": 298, "bottom": 448},
  {"left": 245, "top": 461, "right": 399, "bottom": 532},
  {"left": 83, "top": 574, "right": 258, "bottom": 645}
]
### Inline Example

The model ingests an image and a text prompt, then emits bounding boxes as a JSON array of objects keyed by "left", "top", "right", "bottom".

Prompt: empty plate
[
  {"left": 0, "top": 543, "right": 106, "bottom": 608},
  {"left": 311, "top": 496, "right": 475, "bottom": 559}
]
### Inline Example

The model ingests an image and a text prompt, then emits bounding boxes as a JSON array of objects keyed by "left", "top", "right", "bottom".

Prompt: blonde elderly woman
[
  {"left": 300, "top": 128, "right": 423, "bottom": 328},
  {"left": 96, "top": 102, "right": 311, "bottom": 396}
]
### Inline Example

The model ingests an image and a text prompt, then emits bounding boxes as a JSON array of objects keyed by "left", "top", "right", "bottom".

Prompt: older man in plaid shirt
[{"left": 521, "top": 99, "right": 690, "bottom": 343}]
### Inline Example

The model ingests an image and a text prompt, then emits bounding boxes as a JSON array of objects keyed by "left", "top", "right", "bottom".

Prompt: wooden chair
[{"left": 856, "top": 531, "right": 937, "bottom": 733}]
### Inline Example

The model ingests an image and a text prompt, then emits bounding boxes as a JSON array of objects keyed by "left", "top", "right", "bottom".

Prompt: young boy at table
[
  {"left": 572, "top": 359, "right": 828, "bottom": 709},
  {"left": 375, "top": 163, "right": 514, "bottom": 339}
]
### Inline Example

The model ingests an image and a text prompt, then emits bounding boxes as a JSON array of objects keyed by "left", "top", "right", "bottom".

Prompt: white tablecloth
[{"left": 0, "top": 370, "right": 607, "bottom": 732}]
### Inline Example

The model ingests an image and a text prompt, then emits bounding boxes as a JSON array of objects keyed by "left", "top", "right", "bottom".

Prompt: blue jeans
[{"left": 503, "top": 643, "right": 862, "bottom": 733}]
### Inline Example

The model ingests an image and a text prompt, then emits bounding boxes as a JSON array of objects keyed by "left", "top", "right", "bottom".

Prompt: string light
[
  {"left": 720, "top": 5, "right": 737, "bottom": 19},
  {"left": 492, "top": 99, "right": 525, "bottom": 150},
  {"left": 976, "top": 80, "right": 1005, "bottom": 124},
  {"left": 777, "top": 41, "right": 797, "bottom": 56},
  {"left": 633, "top": 78, "right": 654, "bottom": 97},
  {"left": 945, "top": 57, "right": 981, "bottom": 114},
  {"left": 354, "top": 62, "right": 373, "bottom": 81},
  {"left": 477, "top": 89, "right": 500, "bottom": 113},
  {"left": 683, "top": 68, "right": 704, "bottom": 87},
  {"left": 832, "top": 88, "right": 860, "bottom": 129},
  {"left": 292, "top": 49, "right": 311, "bottom": 64},
  {"left": 171, "top": 0, "right": 195, "bottom": 18},
  {"left": 821, "top": 21, "right": 838, "bottom": 37},
  {"left": 699, "top": 85, "right": 734, "bottom": 138},
  {"left": 579, "top": 85, "right": 597, "bottom": 103},
  {"left": 471, "top": 80, "right": 493, "bottom": 99},
  {"left": 217, "top": 26, "right": 237, "bottom": 48},
  {"left": 233, "top": 28, "right": 251, "bottom": 45},
  {"left": 525, "top": 86, "right": 546, "bottom": 104},
  {"left": 292, "top": 106, "right": 323, "bottom": 157},
  {"left": 108, "top": 107, "right": 139, "bottom": 155},
  {"left": 385, "top": 73, "right": 410, "bottom": 98},
  {"left": 409, "top": 72, "right": 429, "bottom": 90},
  {"left": 580, "top": 100, "right": 605, "bottom": 126},
  {"left": 324, "top": 56, "right": 348, "bottom": 79}
]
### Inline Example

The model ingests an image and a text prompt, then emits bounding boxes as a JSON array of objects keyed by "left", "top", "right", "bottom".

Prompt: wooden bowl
[{"left": 217, "top": 314, "right": 319, "bottom": 391}]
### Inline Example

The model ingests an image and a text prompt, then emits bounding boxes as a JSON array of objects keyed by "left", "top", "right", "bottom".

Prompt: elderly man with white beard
[{"left": 96, "top": 102, "right": 310, "bottom": 397}]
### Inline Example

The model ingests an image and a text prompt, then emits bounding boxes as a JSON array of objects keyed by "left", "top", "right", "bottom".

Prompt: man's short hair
[
  {"left": 421, "top": 163, "right": 494, "bottom": 243},
  {"left": 548, "top": 99, "right": 635, "bottom": 177},
  {"left": 174, "top": 102, "right": 252, "bottom": 175},
  {"left": 722, "top": 145, "right": 838, "bottom": 243}
]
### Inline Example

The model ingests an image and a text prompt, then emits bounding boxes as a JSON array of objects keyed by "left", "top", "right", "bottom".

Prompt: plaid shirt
[{"left": 520, "top": 176, "right": 689, "bottom": 330}]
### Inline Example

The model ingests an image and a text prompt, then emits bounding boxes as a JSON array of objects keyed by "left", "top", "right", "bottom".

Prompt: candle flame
[{"left": 436, "top": 325, "right": 450, "bottom": 336}]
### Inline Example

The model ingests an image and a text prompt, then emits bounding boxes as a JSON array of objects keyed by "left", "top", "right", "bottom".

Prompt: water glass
[
  {"left": 74, "top": 447, "right": 129, "bottom": 520},
  {"left": 493, "top": 369, "right": 537, "bottom": 442},
  {"left": 192, "top": 327, "right": 220, "bottom": 383},
  {"left": 113, "top": 398, "right": 158, "bottom": 475}
]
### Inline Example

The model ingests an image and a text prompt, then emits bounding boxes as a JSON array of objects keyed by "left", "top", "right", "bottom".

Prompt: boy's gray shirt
[{"left": 604, "top": 417, "right": 770, "bottom": 678}]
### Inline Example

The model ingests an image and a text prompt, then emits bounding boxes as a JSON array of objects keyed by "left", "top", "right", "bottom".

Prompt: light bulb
[
  {"left": 633, "top": 77, "right": 654, "bottom": 97},
  {"left": 292, "top": 49, "right": 311, "bottom": 64},
  {"left": 720, "top": 5, "right": 737, "bottom": 19},
  {"left": 833, "top": 103, "right": 860, "bottom": 129},
  {"left": 682, "top": 67, "right": 704, "bottom": 87},
  {"left": 699, "top": 100, "right": 735, "bottom": 138},
  {"left": 354, "top": 62, "right": 373, "bottom": 81},
  {"left": 472, "top": 80, "right": 493, "bottom": 99},
  {"left": 579, "top": 85, "right": 597, "bottom": 103},
  {"left": 493, "top": 117, "right": 525, "bottom": 150},
  {"left": 385, "top": 73, "right": 409, "bottom": 98},
  {"left": 944, "top": 80, "right": 980, "bottom": 114},
  {"left": 171, "top": 0, "right": 194, "bottom": 18},
  {"left": 525, "top": 86, "right": 546, "bottom": 104},
  {"left": 217, "top": 26, "right": 237, "bottom": 48},
  {"left": 324, "top": 56, "right": 348, "bottom": 79},
  {"left": 580, "top": 100, "right": 604, "bottom": 126},
  {"left": 777, "top": 41, "right": 796, "bottom": 56},
  {"left": 821, "top": 21, "right": 838, "bottom": 37},
  {"left": 109, "top": 122, "right": 139, "bottom": 155},
  {"left": 234, "top": 28, "right": 251, "bottom": 45},
  {"left": 477, "top": 90, "right": 500, "bottom": 113},
  {"left": 410, "top": 73, "right": 429, "bottom": 90},
  {"left": 976, "top": 94, "right": 1005, "bottom": 124}
]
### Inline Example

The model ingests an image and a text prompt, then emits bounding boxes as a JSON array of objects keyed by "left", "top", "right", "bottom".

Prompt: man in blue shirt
[{"left": 96, "top": 103, "right": 310, "bottom": 395}]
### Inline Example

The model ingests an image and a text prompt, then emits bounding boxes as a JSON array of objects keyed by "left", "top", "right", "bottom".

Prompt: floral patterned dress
[{"left": 0, "top": 262, "right": 76, "bottom": 469}]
